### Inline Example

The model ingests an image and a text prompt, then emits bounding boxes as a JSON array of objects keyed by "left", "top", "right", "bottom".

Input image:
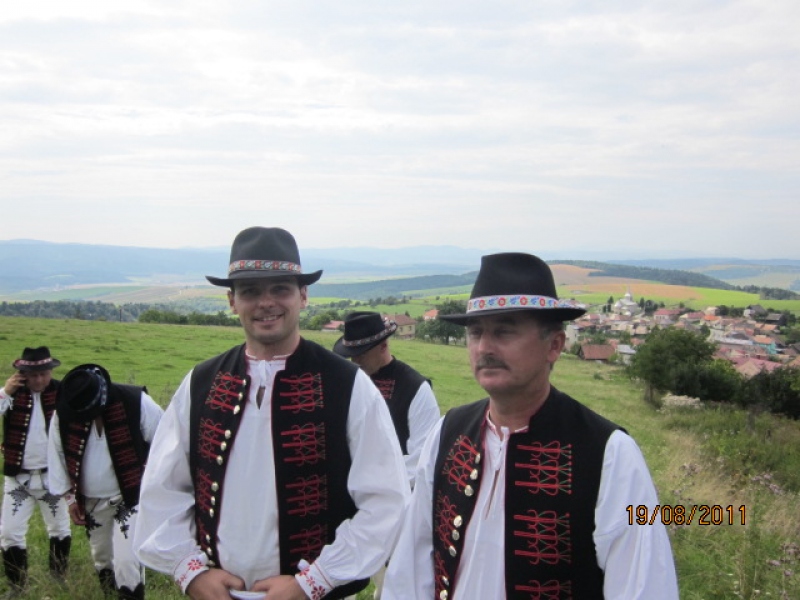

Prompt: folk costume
[
  {"left": 0, "top": 347, "right": 71, "bottom": 591},
  {"left": 334, "top": 312, "right": 440, "bottom": 488},
  {"left": 47, "top": 364, "right": 163, "bottom": 600},
  {"left": 382, "top": 253, "right": 679, "bottom": 599},
  {"left": 132, "top": 226, "right": 409, "bottom": 600}
]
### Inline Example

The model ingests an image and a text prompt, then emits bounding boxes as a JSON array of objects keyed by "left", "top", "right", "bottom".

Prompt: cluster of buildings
[
  {"left": 320, "top": 294, "right": 799, "bottom": 379},
  {"left": 566, "top": 291, "right": 800, "bottom": 377}
]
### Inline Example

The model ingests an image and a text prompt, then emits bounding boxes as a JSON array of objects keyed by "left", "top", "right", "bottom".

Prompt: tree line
[{"left": 628, "top": 327, "right": 800, "bottom": 420}]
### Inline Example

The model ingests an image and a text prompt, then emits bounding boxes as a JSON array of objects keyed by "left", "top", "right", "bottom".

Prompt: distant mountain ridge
[{"left": 0, "top": 239, "right": 797, "bottom": 296}]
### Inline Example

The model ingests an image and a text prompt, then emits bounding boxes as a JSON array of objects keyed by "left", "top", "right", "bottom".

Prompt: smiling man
[
  {"left": 382, "top": 253, "right": 679, "bottom": 600},
  {"left": 133, "top": 227, "right": 408, "bottom": 600}
]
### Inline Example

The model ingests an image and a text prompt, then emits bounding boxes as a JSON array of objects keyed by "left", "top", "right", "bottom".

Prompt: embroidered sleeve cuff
[
  {"left": 295, "top": 561, "right": 334, "bottom": 600},
  {"left": 174, "top": 552, "right": 209, "bottom": 594}
]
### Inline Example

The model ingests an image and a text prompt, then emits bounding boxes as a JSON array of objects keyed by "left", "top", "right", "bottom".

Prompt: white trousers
[
  {"left": 84, "top": 496, "right": 144, "bottom": 591},
  {"left": 1, "top": 473, "right": 71, "bottom": 549}
]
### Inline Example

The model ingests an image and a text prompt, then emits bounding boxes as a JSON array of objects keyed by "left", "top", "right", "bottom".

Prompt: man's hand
[
  {"left": 68, "top": 501, "right": 86, "bottom": 526},
  {"left": 252, "top": 574, "right": 308, "bottom": 600},
  {"left": 3, "top": 372, "right": 26, "bottom": 396},
  {"left": 186, "top": 569, "right": 246, "bottom": 600}
]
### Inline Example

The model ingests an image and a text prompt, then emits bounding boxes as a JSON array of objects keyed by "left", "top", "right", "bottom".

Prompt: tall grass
[{"left": 0, "top": 317, "right": 798, "bottom": 598}]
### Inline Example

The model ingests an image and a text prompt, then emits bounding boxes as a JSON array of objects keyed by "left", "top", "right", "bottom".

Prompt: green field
[{"left": 0, "top": 316, "right": 798, "bottom": 599}]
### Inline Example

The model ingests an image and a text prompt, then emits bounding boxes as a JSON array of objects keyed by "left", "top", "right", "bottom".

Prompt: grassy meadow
[{"left": 0, "top": 316, "right": 798, "bottom": 599}]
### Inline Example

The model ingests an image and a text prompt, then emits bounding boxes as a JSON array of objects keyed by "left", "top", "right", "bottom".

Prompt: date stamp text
[{"left": 626, "top": 504, "right": 747, "bottom": 526}]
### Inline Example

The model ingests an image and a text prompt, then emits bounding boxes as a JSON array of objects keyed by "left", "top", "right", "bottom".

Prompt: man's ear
[
  {"left": 299, "top": 285, "right": 308, "bottom": 309},
  {"left": 227, "top": 289, "right": 238, "bottom": 314},
  {"left": 548, "top": 330, "right": 566, "bottom": 362}
]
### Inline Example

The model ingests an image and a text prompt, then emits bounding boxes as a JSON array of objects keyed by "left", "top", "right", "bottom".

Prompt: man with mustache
[
  {"left": 133, "top": 227, "right": 408, "bottom": 600},
  {"left": 382, "top": 253, "right": 679, "bottom": 599}
]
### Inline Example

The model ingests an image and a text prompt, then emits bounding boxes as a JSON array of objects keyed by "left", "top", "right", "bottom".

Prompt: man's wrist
[
  {"left": 295, "top": 560, "right": 333, "bottom": 600},
  {"left": 175, "top": 552, "right": 209, "bottom": 594}
]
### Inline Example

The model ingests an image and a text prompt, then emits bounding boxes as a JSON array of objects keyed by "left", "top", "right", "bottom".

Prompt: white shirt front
[{"left": 133, "top": 352, "right": 410, "bottom": 595}]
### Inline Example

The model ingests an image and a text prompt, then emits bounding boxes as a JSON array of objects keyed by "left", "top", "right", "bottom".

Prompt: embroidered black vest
[
  {"left": 433, "top": 387, "right": 621, "bottom": 600},
  {"left": 2, "top": 380, "right": 60, "bottom": 476},
  {"left": 370, "top": 358, "right": 429, "bottom": 454},
  {"left": 188, "top": 339, "right": 368, "bottom": 599},
  {"left": 57, "top": 384, "right": 148, "bottom": 508}
]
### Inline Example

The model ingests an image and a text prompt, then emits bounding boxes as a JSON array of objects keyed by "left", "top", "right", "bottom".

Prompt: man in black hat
[
  {"left": 0, "top": 347, "right": 71, "bottom": 595},
  {"left": 382, "top": 253, "right": 679, "bottom": 600},
  {"left": 47, "top": 364, "right": 163, "bottom": 600},
  {"left": 333, "top": 312, "right": 440, "bottom": 600},
  {"left": 133, "top": 227, "right": 408, "bottom": 600},
  {"left": 333, "top": 312, "right": 439, "bottom": 491}
]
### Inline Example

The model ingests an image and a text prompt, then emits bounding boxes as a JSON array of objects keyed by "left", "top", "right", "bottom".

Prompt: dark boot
[
  {"left": 49, "top": 535, "right": 71, "bottom": 581},
  {"left": 97, "top": 568, "right": 117, "bottom": 597},
  {"left": 117, "top": 583, "right": 144, "bottom": 600},
  {"left": 2, "top": 546, "right": 27, "bottom": 591}
]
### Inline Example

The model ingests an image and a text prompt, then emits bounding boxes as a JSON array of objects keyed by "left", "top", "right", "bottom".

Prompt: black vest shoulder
[{"left": 370, "top": 358, "right": 429, "bottom": 453}]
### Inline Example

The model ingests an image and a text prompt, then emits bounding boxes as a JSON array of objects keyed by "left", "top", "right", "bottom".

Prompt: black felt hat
[
  {"left": 333, "top": 312, "right": 398, "bottom": 358},
  {"left": 439, "top": 252, "right": 586, "bottom": 326},
  {"left": 12, "top": 346, "right": 61, "bottom": 372},
  {"left": 206, "top": 227, "right": 323, "bottom": 287},
  {"left": 58, "top": 364, "right": 111, "bottom": 420}
]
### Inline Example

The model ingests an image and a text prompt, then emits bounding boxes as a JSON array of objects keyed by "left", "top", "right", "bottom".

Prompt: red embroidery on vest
[
  {"left": 278, "top": 374, "right": 323, "bottom": 413},
  {"left": 442, "top": 435, "right": 480, "bottom": 493},
  {"left": 195, "top": 469, "right": 215, "bottom": 514},
  {"left": 286, "top": 474, "right": 328, "bottom": 516},
  {"left": 433, "top": 551, "right": 448, "bottom": 598},
  {"left": 515, "top": 441, "right": 573, "bottom": 496},
  {"left": 206, "top": 373, "right": 245, "bottom": 411},
  {"left": 198, "top": 418, "right": 229, "bottom": 463},
  {"left": 513, "top": 510, "right": 572, "bottom": 565},
  {"left": 514, "top": 579, "right": 572, "bottom": 599},
  {"left": 280, "top": 423, "right": 325, "bottom": 465},
  {"left": 434, "top": 495, "right": 460, "bottom": 549},
  {"left": 288, "top": 523, "right": 327, "bottom": 564},
  {"left": 372, "top": 378, "right": 394, "bottom": 402}
]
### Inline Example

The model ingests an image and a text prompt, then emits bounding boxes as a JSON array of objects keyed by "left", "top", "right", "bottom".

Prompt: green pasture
[{"left": 0, "top": 316, "right": 798, "bottom": 599}]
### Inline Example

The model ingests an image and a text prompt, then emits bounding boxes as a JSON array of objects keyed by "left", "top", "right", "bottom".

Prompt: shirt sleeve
[
  {"left": 132, "top": 372, "right": 209, "bottom": 593},
  {"left": 404, "top": 382, "right": 440, "bottom": 490},
  {"left": 594, "top": 430, "right": 680, "bottom": 600},
  {"left": 381, "top": 417, "right": 443, "bottom": 600},
  {"left": 297, "top": 370, "right": 410, "bottom": 597},
  {"left": 139, "top": 390, "right": 164, "bottom": 442},
  {"left": 0, "top": 388, "right": 14, "bottom": 414}
]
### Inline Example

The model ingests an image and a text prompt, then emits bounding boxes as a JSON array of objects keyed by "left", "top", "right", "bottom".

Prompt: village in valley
[
  {"left": 320, "top": 287, "right": 800, "bottom": 383},
  {"left": 563, "top": 290, "right": 800, "bottom": 376}
]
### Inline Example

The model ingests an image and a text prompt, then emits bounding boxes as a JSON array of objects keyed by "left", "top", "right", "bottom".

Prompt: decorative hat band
[
  {"left": 228, "top": 260, "right": 303, "bottom": 276},
  {"left": 467, "top": 294, "right": 584, "bottom": 314},
  {"left": 342, "top": 322, "right": 397, "bottom": 348},
  {"left": 15, "top": 358, "right": 54, "bottom": 367}
]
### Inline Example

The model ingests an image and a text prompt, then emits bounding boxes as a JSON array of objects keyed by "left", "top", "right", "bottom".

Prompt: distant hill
[
  {"left": 609, "top": 258, "right": 800, "bottom": 292},
  {"left": 0, "top": 240, "right": 797, "bottom": 303}
]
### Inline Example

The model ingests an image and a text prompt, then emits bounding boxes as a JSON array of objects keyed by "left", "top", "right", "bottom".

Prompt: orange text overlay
[{"left": 626, "top": 504, "right": 747, "bottom": 526}]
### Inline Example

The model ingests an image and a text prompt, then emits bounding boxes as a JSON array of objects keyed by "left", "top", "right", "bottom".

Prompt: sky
[{"left": 1, "top": 1, "right": 798, "bottom": 260}]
